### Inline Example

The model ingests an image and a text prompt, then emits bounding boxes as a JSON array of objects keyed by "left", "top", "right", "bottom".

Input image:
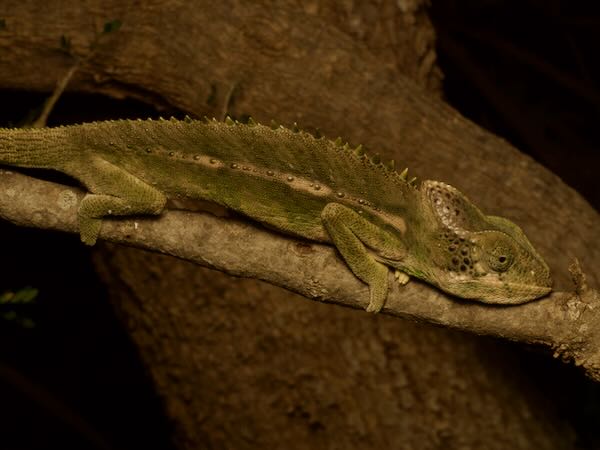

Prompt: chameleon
[{"left": 0, "top": 117, "right": 552, "bottom": 312}]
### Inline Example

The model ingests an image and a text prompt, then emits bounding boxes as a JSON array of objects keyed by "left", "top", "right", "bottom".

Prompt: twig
[
  {"left": 30, "top": 63, "right": 80, "bottom": 128},
  {"left": 28, "top": 19, "right": 122, "bottom": 128}
]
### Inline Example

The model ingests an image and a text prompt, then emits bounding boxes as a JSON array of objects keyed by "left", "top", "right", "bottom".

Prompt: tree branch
[{"left": 2, "top": 169, "right": 599, "bottom": 381}]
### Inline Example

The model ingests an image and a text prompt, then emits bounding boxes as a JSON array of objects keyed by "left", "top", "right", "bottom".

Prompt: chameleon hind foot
[
  {"left": 78, "top": 215, "right": 103, "bottom": 245},
  {"left": 71, "top": 157, "right": 167, "bottom": 245}
]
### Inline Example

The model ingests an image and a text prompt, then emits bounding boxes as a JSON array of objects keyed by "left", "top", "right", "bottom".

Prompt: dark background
[{"left": 1, "top": 1, "right": 599, "bottom": 449}]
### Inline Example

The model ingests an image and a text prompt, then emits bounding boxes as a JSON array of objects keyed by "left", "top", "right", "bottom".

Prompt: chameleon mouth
[{"left": 440, "top": 277, "right": 552, "bottom": 305}]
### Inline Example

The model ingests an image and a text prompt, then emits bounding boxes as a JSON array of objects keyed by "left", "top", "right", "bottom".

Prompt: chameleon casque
[{"left": 0, "top": 117, "right": 552, "bottom": 312}]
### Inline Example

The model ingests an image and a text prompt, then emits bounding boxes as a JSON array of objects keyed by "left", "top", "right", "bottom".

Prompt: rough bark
[{"left": 1, "top": 0, "right": 597, "bottom": 448}]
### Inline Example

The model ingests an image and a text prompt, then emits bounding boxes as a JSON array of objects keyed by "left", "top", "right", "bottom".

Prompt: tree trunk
[{"left": 2, "top": 1, "right": 596, "bottom": 448}]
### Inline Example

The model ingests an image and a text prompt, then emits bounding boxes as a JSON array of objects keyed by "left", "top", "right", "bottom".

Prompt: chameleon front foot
[
  {"left": 365, "top": 271, "right": 410, "bottom": 313},
  {"left": 394, "top": 270, "right": 410, "bottom": 285},
  {"left": 365, "top": 264, "right": 390, "bottom": 313},
  {"left": 78, "top": 216, "right": 102, "bottom": 245},
  {"left": 321, "top": 203, "right": 405, "bottom": 314}
]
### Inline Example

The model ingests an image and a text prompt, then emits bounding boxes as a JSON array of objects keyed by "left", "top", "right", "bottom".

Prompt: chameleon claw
[
  {"left": 394, "top": 270, "right": 410, "bottom": 285},
  {"left": 365, "top": 302, "right": 381, "bottom": 314}
]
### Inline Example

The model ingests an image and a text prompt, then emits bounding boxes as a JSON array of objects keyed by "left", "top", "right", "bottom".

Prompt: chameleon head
[{"left": 419, "top": 180, "right": 552, "bottom": 304}]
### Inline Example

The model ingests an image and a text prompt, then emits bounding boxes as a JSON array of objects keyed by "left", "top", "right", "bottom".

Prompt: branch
[{"left": 2, "top": 169, "right": 599, "bottom": 381}]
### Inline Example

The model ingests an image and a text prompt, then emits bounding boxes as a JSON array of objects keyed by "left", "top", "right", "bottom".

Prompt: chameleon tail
[{"left": 0, "top": 127, "right": 67, "bottom": 169}]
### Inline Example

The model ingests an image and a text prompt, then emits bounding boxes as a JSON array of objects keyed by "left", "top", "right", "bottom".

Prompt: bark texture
[{"left": 1, "top": 0, "right": 597, "bottom": 448}]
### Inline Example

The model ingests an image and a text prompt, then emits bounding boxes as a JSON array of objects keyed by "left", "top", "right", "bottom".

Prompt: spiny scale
[
  {"left": 19, "top": 115, "right": 417, "bottom": 189},
  {"left": 203, "top": 115, "right": 415, "bottom": 186},
  {"left": 1, "top": 115, "right": 418, "bottom": 190}
]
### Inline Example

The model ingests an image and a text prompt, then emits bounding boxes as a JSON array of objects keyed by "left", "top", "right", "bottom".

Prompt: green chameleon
[{"left": 0, "top": 117, "right": 552, "bottom": 312}]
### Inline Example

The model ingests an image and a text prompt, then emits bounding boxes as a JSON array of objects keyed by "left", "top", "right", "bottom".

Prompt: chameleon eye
[{"left": 487, "top": 245, "right": 514, "bottom": 272}]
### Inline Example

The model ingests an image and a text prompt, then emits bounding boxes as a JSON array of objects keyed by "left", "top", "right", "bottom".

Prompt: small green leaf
[
  {"left": 3, "top": 311, "right": 16, "bottom": 321},
  {"left": 0, "top": 291, "right": 13, "bottom": 303},
  {"left": 15, "top": 287, "right": 39, "bottom": 303},
  {"left": 102, "top": 19, "right": 122, "bottom": 34},
  {"left": 0, "top": 286, "right": 38, "bottom": 304}
]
